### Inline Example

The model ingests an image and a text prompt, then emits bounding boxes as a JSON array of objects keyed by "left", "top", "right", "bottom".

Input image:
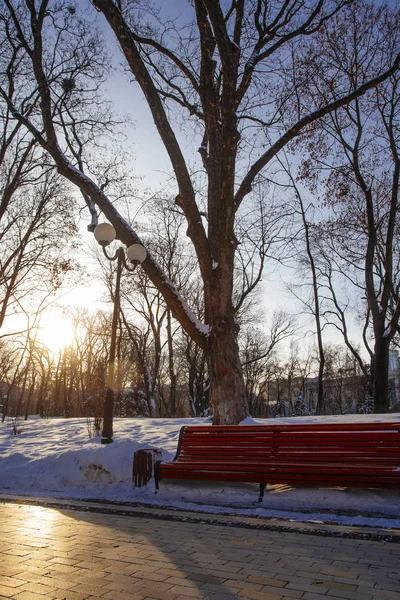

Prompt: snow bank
[{"left": 0, "top": 414, "right": 399, "bottom": 529}]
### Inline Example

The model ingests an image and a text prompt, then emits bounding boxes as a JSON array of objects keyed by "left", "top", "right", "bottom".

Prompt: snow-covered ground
[{"left": 0, "top": 413, "right": 399, "bottom": 530}]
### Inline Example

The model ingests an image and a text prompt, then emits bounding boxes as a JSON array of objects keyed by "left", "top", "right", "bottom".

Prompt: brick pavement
[{"left": 0, "top": 500, "right": 399, "bottom": 600}]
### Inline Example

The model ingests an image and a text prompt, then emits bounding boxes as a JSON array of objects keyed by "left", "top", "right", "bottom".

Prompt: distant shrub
[
  {"left": 10, "top": 416, "right": 23, "bottom": 435},
  {"left": 293, "top": 393, "right": 310, "bottom": 417},
  {"left": 359, "top": 393, "right": 374, "bottom": 414},
  {"left": 85, "top": 415, "right": 102, "bottom": 439}
]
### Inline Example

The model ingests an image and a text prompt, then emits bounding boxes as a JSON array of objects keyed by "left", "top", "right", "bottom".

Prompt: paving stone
[
  {"left": 156, "top": 568, "right": 190, "bottom": 578},
  {"left": 199, "top": 582, "right": 240, "bottom": 594},
  {"left": 125, "top": 587, "right": 180, "bottom": 600},
  {"left": 68, "top": 582, "right": 109, "bottom": 596},
  {"left": 17, "top": 582, "right": 60, "bottom": 596},
  {"left": 245, "top": 575, "right": 286, "bottom": 587},
  {"left": 11, "top": 593, "right": 50, "bottom": 600},
  {"left": 169, "top": 585, "right": 208, "bottom": 598},
  {"left": 51, "top": 590, "right": 91, "bottom": 600},
  {"left": 370, "top": 590, "right": 400, "bottom": 600},
  {"left": 39, "top": 576, "right": 76, "bottom": 591},
  {"left": 285, "top": 581, "right": 330, "bottom": 594},
  {"left": 203, "top": 594, "right": 239, "bottom": 600},
  {"left": 260, "top": 585, "right": 304, "bottom": 598},
  {"left": 222, "top": 579, "right": 263, "bottom": 592},
  {"left": 374, "top": 581, "right": 400, "bottom": 593},
  {"left": 0, "top": 585, "right": 20, "bottom": 598},
  {"left": 189, "top": 573, "right": 226, "bottom": 585},
  {"left": 0, "top": 575, "right": 27, "bottom": 588},
  {"left": 326, "top": 589, "right": 375, "bottom": 600},
  {"left": 236, "top": 589, "right": 283, "bottom": 600}
]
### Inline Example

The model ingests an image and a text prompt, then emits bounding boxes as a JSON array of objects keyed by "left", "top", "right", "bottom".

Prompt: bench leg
[
  {"left": 154, "top": 460, "right": 161, "bottom": 492},
  {"left": 259, "top": 483, "right": 266, "bottom": 502}
]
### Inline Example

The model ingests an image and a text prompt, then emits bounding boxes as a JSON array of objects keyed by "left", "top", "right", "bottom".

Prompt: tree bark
[
  {"left": 166, "top": 310, "right": 177, "bottom": 417},
  {"left": 315, "top": 354, "right": 325, "bottom": 416},
  {"left": 372, "top": 337, "right": 390, "bottom": 413},
  {"left": 208, "top": 312, "right": 248, "bottom": 424}
]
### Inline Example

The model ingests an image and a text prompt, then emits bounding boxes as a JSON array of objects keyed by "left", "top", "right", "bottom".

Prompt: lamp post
[{"left": 93, "top": 223, "right": 147, "bottom": 444}]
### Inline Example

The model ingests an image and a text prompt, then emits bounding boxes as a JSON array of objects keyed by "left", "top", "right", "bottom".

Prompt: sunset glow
[{"left": 38, "top": 312, "right": 75, "bottom": 354}]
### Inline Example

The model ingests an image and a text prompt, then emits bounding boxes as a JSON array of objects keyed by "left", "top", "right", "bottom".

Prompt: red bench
[{"left": 154, "top": 421, "right": 400, "bottom": 501}]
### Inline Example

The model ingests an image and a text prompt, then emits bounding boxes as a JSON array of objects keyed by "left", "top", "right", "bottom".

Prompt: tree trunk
[
  {"left": 24, "top": 374, "right": 35, "bottom": 421},
  {"left": 315, "top": 354, "right": 325, "bottom": 415},
  {"left": 144, "top": 358, "right": 156, "bottom": 417},
  {"left": 53, "top": 353, "right": 62, "bottom": 416},
  {"left": 296, "top": 184, "right": 325, "bottom": 415},
  {"left": 166, "top": 310, "right": 177, "bottom": 416},
  {"left": 288, "top": 374, "right": 293, "bottom": 414},
  {"left": 35, "top": 377, "right": 45, "bottom": 416},
  {"left": 2, "top": 392, "right": 9, "bottom": 422},
  {"left": 208, "top": 312, "right": 248, "bottom": 424},
  {"left": 373, "top": 337, "right": 390, "bottom": 413}
]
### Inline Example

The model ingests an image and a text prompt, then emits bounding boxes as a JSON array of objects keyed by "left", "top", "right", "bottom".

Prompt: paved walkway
[{"left": 0, "top": 499, "right": 399, "bottom": 600}]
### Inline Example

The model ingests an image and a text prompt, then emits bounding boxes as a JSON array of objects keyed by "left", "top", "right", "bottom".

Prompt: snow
[
  {"left": 157, "top": 268, "right": 210, "bottom": 337},
  {"left": 1, "top": 414, "right": 400, "bottom": 531},
  {"left": 245, "top": 50, "right": 258, "bottom": 70}
]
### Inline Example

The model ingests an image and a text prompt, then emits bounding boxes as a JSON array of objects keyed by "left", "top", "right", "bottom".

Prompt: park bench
[{"left": 154, "top": 421, "right": 400, "bottom": 501}]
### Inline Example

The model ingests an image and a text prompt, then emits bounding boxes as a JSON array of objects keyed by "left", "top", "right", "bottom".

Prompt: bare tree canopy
[
  {"left": 0, "top": 0, "right": 399, "bottom": 422},
  {"left": 293, "top": 0, "right": 400, "bottom": 412}
]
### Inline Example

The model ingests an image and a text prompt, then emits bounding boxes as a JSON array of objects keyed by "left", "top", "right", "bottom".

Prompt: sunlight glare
[
  {"left": 17, "top": 505, "right": 58, "bottom": 540},
  {"left": 38, "top": 312, "right": 75, "bottom": 354}
]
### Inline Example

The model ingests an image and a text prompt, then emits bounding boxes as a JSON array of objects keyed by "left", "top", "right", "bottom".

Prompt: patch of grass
[{"left": 81, "top": 463, "right": 114, "bottom": 483}]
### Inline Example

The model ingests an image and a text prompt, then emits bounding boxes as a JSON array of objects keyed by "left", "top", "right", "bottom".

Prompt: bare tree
[
  {"left": 0, "top": 169, "right": 79, "bottom": 333},
  {"left": 1, "top": 0, "right": 399, "bottom": 422},
  {"left": 296, "top": 0, "right": 400, "bottom": 411},
  {"left": 281, "top": 164, "right": 328, "bottom": 415},
  {"left": 240, "top": 310, "right": 295, "bottom": 415},
  {"left": 117, "top": 198, "right": 199, "bottom": 417}
]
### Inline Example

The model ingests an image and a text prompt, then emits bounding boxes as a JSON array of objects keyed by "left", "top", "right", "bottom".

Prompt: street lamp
[{"left": 93, "top": 223, "right": 147, "bottom": 444}]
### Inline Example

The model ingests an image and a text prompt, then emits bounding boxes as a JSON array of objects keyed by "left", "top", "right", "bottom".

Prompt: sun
[{"left": 38, "top": 311, "right": 75, "bottom": 354}]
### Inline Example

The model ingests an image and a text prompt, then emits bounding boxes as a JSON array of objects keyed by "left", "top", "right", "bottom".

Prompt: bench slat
[
  {"left": 159, "top": 470, "right": 400, "bottom": 488},
  {"left": 184, "top": 423, "right": 400, "bottom": 432},
  {"left": 182, "top": 434, "right": 400, "bottom": 442},
  {"left": 162, "top": 460, "right": 399, "bottom": 472}
]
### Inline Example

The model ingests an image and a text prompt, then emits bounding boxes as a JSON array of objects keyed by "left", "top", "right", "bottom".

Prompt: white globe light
[
  {"left": 94, "top": 223, "right": 116, "bottom": 246},
  {"left": 126, "top": 244, "right": 147, "bottom": 264}
]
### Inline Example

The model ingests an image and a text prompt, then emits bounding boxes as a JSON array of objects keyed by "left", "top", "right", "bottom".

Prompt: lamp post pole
[
  {"left": 93, "top": 223, "right": 147, "bottom": 445},
  {"left": 101, "top": 247, "right": 124, "bottom": 444}
]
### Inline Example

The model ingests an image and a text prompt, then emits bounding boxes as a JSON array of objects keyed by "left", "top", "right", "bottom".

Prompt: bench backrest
[{"left": 173, "top": 422, "right": 400, "bottom": 464}]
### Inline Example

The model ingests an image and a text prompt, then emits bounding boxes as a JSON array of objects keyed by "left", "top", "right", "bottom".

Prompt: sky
[
  {"left": 1, "top": 413, "right": 400, "bottom": 530},
  {"left": 93, "top": 0, "right": 202, "bottom": 195}
]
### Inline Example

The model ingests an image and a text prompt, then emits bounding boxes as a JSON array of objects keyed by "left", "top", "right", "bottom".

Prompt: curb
[{"left": 1, "top": 494, "right": 400, "bottom": 544}]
